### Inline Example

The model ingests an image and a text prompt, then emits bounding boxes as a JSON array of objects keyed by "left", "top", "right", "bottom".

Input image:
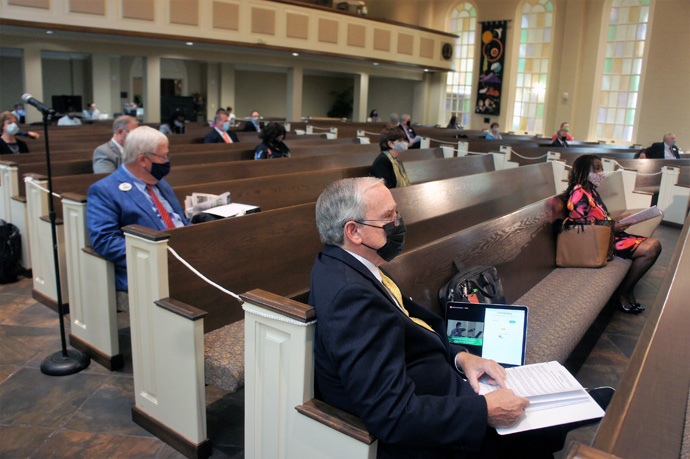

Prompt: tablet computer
[{"left": 445, "top": 301, "right": 528, "bottom": 367}]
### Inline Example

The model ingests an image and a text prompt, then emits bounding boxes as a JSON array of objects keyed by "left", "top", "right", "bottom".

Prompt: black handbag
[{"left": 438, "top": 260, "right": 506, "bottom": 311}]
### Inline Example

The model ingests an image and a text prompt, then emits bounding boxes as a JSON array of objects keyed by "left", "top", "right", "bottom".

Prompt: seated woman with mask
[
  {"left": 371, "top": 128, "right": 410, "bottom": 189},
  {"left": 565, "top": 155, "right": 661, "bottom": 314},
  {"left": 0, "top": 111, "right": 29, "bottom": 154},
  {"left": 254, "top": 122, "right": 291, "bottom": 159}
]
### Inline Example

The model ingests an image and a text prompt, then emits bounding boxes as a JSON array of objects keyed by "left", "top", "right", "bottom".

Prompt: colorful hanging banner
[{"left": 475, "top": 21, "right": 507, "bottom": 116}]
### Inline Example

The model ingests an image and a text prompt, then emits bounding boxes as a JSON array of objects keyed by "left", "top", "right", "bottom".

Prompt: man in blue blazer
[
  {"left": 242, "top": 110, "right": 263, "bottom": 132},
  {"left": 310, "top": 178, "right": 571, "bottom": 458},
  {"left": 87, "top": 126, "right": 189, "bottom": 296}
]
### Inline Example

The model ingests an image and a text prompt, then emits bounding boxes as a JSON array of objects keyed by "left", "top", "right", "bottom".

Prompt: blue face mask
[
  {"left": 17, "top": 110, "right": 25, "bottom": 116},
  {"left": 222, "top": 122, "right": 231, "bottom": 132}
]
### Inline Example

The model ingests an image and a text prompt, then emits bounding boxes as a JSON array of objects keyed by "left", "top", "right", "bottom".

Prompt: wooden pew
[
  {"left": 567, "top": 213, "right": 690, "bottom": 459},
  {"left": 65, "top": 154, "right": 496, "bottom": 369},
  {"left": 120, "top": 162, "right": 562, "bottom": 456}
]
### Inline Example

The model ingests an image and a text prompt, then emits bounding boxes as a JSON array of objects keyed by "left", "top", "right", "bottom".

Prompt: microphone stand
[{"left": 37, "top": 109, "right": 90, "bottom": 376}]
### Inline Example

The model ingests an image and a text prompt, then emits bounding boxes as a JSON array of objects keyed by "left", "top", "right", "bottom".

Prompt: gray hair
[
  {"left": 214, "top": 112, "right": 228, "bottom": 124},
  {"left": 122, "top": 126, "right": 168, "bottom": 164},
  {"left": 316, "top": 177, "right": 384, "bottom": 246},
  {"left": 390, "top": 113, "right": 399, "bottom": 124},
  {"left": 112, "top": 115, "right": 136, "bottom": 134},
  {"left": 663, "top": 132, "right": 675, "bottom": 142}
]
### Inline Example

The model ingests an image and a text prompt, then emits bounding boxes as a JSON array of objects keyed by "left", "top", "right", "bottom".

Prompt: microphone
[{"left": 22, "top": 93, "right": 54, "bottom": 114}]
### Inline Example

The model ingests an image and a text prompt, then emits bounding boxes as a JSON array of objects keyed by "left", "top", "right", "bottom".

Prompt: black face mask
[
  {"left": 360, "top": 217, "right": 407, "bottom": 262},
  {"left": 560, "top": 136, "right": 567, "bottom": 141},
  {"left": 150, "top": 160, "right": 171, "bottom": 180}
]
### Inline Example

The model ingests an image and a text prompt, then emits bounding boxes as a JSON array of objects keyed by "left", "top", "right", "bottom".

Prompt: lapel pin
[{"left": 119, "top": 182, "right": 132, "bottom": 192}]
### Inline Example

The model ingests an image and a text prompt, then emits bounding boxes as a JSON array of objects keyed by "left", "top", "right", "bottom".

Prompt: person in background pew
[
  {"left": 0, "top": 111, "right": 29, "bottom": 154},
  {"left": 368, "top": 109, "right": 380, "bottom": 122},
  {"left": 310, "top": 177, "right": 590, "bottom": 458},
  {"left": 447, "top": 115, "right": 461, "bottom": 130},
  {"left": 82, "top": 102, "right": 100, "bottom": 120},
  {"left": 388, "top": 112, "right": 400, "bottom": 128},
  {"left": 159, "top": 112, "right": 186, "bottom": 135},
  {"left": 204, "top": 112, "right": 239, "bottom": 144},
  {"left": 93, "top": 115, "right": 139, "bottom": 174},
  {"left": 551, "top": 129, "right": 569, "bottom": 148},
  {"left": 254, "top": 122, "right": 291, "bottom": 159},
  {"left": 398, "top": 114, "right": 421, "bottom": 149},
  {"left": 242, "top": 110, "right": 263, "bottom": 132},
  {"left": 87, "top": 126, "right": 190, "bottom": 311},
  {"left": 552, "top": 122, "right": 573, "bottom": 142},
  {"left": 637, "top": 133, "right": 680, "bottom": 159},
  {"left": 485, "top": 122, "right": 502, "bottom": 139},
  {"left": 57, "top": 107, "right": 82, "bottom": 126},
  {"left": 371, "top": 128, "right": 410, "bottom": 188},
  {"left": 226, "top": 106, "right": 237, "bottom": 126},
  {"left": 565, "top": 155, "right": 661, "bottom": 314},
  {"left": 11, "top": 103, "right": 25, "bottom": 124}
]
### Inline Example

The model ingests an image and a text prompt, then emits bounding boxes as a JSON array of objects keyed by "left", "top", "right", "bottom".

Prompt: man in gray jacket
[{"left": 93, "top": 115, "right": 138, "bottom": 173}]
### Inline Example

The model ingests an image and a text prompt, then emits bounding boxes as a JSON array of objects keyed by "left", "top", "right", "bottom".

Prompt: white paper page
[
  {"left": 497, "top": 395, "right": 604, "bottom": 435},
  {"left": 618, "top": 206, "right": 662, "bottom": 225},
  {"left": 479, "top": 361, "right": 581, "bottom": 397},
  {"left": 203, "top": 203, "right": 258, "bottom": 218}
]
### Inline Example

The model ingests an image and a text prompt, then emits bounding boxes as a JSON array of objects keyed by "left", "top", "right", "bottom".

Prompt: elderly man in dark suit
[
  {"left": 242, "top": 110, "right": 263, "bottom": 132},
  {"left": 204, "top": 112, "right": 239, "bottom": 144},
  {"left": 397, "top": 113, "right": 421, "bottom": 149},
  {"left": 638, "top": 133, "right": 680, "bottom": 159},
  {"left": 308, "top": 177, "right": 584, "bottom": 458},
  {"left": 93, "top": 115, "right": 138, "bottom": 173}
]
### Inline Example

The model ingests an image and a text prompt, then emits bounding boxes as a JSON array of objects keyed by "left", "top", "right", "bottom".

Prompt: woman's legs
[{"left": 617, "top": 238, "right": 662, "bottom": 311}]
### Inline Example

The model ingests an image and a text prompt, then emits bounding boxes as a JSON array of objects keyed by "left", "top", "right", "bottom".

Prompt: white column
[
  {"left": 22, "top": 46, "right": 43, "bottom": 124},
  {"left": 91, "top": 54, "right": 112, "bottom": 117},
  {"left": 220, "top": 62, "right": 235, "bottom": 112},
  {"left": 206, "top": 63, "right": 220, "bottom": 119},
  {"left": 353, "top": 73, "right": 369, "bottom": 122},
  {"left": 286, "top": 66, "right": 303, "bottom": 123},
  {"left": 145, "top": 55, "right": 161, "bottom": 123}
]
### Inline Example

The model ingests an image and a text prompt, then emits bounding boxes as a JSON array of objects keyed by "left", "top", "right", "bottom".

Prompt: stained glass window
[
  {"left": 595, "top": 0, "right": 652, "bottom": 142},
  {"left": 512, "top": 0, "right": 553, "bottom": 134},
  {"left": 445, "top": 3, "right": 477, "bottom": 127}
]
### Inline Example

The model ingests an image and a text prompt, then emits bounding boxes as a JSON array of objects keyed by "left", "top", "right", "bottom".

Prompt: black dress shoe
[
  {"left": 587, "top": 386, "right": 615, "bottom": 411},
  {"left": 618, "top": 301, "right": 644, "bottom": 314}
]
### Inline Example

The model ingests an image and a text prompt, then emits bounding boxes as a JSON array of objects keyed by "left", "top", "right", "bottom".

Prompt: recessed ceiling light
[
  {"left": 186, "top": 42, "right": 194, "bottom": 46},
  {"left": 423, "top": 68, "right": 429, "bottom": 72},
  {"left": 373, "top": 62, "right": 379, "bottom": 66},
  {"left": 46, "top": 30, "right": 54, "bottom": 34},
  {"left": 292, "top": 52, "right": 299, "bottom": 57}
]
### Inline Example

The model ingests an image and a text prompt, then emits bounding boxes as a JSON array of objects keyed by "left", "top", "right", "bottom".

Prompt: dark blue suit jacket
[
  {"left": 309, "top": 246, "right": 488, "bottom": 457},
  {"left": 86, "top": 166, "right": 189, "bottom": 291},
  {"left": 203, "top": 129, "right": 239, "bottom": 144}
]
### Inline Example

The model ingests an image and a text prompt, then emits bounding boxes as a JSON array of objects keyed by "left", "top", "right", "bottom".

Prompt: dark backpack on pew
[
  {"left": 0, "top": 220, "right": 22, "bottom": 284},
  {"left": 438, "top": 260, "right": 505, "bottom": 310}
]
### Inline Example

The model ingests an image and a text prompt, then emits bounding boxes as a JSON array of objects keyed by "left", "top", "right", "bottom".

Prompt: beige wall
[
  {"left": 301, "top": 75, "right": 353, "bottom": 118},
  {"left": 369, "top": 77, "right": 417, "bottom": 123},
  {"left": 0, "top": 54, "right": 24, "bottom": 111},
  {"left": 234, "top": 70, "right": 288, "bottom": 118},
  {"left": 42, "top": 58, "right": 73, "bottom": 105}
]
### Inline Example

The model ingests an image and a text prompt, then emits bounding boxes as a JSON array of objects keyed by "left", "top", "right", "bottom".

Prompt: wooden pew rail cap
[
  {"left": 295, "top": 399, "right": 376, "bottom": 445},
  {"left": 61, "top": 192, "right": 88, "bottom": 203},
  {"left": 123, "top": 224, "right": 171, "bottom": 241},
  {"left": 155, "top": 297, "right": 207, "bottom": 321},
  {"left": 240, "top": 289, "right": 315, "bottom": 323}
]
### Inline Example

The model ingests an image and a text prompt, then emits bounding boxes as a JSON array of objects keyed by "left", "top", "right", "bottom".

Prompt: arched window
[
  {"left": 512, "top": 0, "right": 553, "bottom": 134},
  {"left": 445, "top": 3, "right": 477, "bottom": 128},
  {"left": 595, "top": 0, "right": 652, "bottom": 142}
]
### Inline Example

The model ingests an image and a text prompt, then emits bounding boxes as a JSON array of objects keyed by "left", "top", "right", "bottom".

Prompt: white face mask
[
  {"left": 252, "top": 116, "right": 260, "bottom": 122},
  {"left": 174, "top": 120, "right": 184, "bottom": 128},
  {"left": 5, "top": 122, "right": 19, "bottom": 136},
  {"left": 392, "top": 141, "right": 408, "bottom": 153}
]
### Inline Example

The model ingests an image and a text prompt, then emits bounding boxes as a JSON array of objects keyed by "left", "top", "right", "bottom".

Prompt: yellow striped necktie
[{"left": 378, "top": 269, "right": 435, "bottom": 333}]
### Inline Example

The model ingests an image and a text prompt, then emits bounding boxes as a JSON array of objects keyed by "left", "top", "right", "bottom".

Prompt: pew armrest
[
  {"left": 241, "top": 288, "right": 315, "bottom": 322},
  {"left": 296, "top": 399, "right": 375, "bottom": 445},
  {"left": 81, "top": 246, "right": 105, "bottom": 260},
  {"left": 155, "top": 297, "right": 207, "bottom": 321},
  {"left": 11, "top": 195, "right": 26, "bottom": 203}
]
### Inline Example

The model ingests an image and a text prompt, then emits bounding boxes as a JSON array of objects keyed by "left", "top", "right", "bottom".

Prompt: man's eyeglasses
[
  {"left": 356, "top": 211, "right": 401, "bottom": 228},
  {"left": 147, "top": 151, "right": 170, "bottom": 161}
]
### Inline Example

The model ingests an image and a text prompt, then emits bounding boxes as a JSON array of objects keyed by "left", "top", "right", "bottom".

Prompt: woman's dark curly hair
[
  {"left": 566, "top": 154, "right": 601, "bottom": 195},
  {"left": 259, "top": 122, "right": 287, "bottom": 144}
]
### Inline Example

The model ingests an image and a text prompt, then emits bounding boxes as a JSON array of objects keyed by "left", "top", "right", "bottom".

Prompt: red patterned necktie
[{"left": 146, "top": 184, "right": 175, "bottom": 229}]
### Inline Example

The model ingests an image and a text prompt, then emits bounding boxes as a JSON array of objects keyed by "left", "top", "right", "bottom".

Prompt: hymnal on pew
[
  {"left": 184, "top": 192, "right": 231, "bottom": 218},
  {"left": 618, "top": 206, "right": 662, "bottom": 226},
  {"left": 203, "top": 203, "right": 260, "bottom": 218},
  {"left": 478, "top": 361, "right": 604, "bottom": 435}
]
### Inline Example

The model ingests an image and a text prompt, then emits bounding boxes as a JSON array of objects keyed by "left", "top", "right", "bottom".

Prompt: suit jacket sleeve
[
  {"left": 93, "top": 144, "right": 118, "bottom": 174},
  {"left": 204, "top": 130, "right": 221, "bottom": 143},
  {"left": 319, "top": 281, "right": 488, "bottom": 450},
  {"left": 86, "top": 181, "right": 127, "bottom": 269},
  {"left": 371, "top": 154, "right": 396, "bottom": 188}
]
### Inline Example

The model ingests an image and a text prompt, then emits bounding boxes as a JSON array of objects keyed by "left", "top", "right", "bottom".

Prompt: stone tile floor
[{"left": 0, "top": 225, "right": 679, "bottom": 458}]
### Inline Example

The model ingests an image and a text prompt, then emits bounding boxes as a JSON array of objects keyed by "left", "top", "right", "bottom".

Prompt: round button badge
[{"left": 119, "top": 182, "right": 132, "bottom": 192}]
